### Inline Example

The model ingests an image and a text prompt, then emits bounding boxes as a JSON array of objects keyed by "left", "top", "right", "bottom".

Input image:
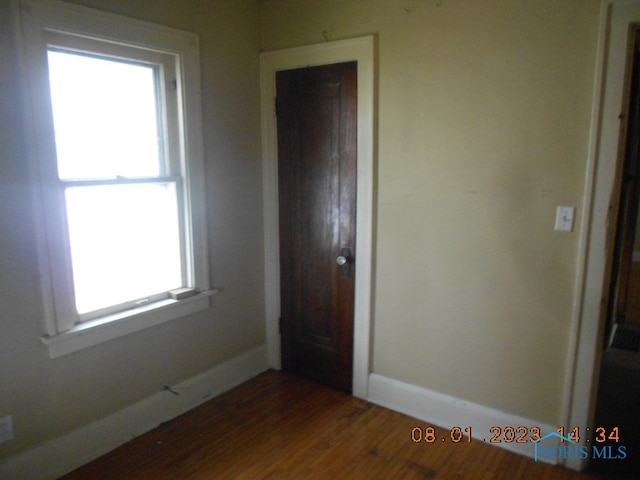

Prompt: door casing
[
  {"left": 260, "top": 36, "right": 375, "bottom": 399},
  {"left": 566, "top": 0, "right": 640, "bottom": 471}
]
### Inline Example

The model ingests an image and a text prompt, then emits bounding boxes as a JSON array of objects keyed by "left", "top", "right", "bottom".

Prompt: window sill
[{"left": 41, "top": 289, "right": 218, "bottom": 358}]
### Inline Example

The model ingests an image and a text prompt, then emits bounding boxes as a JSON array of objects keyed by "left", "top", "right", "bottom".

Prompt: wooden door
[
  {"left": 610, "top": 28, "right": 640, "bottom": 331},
  {"left": 277, "top": 61, "right": 357, "bottom": 393}
]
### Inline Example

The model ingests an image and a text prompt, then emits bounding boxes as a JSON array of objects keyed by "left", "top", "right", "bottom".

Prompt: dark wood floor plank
[{"left": 60, "top": 371, "right": 621, "bottom": 479}]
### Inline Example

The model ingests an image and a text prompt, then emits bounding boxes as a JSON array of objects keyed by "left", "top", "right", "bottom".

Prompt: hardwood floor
[{"left": 60, "top": 371, "right": 622, "bottom": 479}]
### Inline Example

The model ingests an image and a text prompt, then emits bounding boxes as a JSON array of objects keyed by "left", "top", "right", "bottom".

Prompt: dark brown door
[
  {"left": 277, "top": 61, "right": 357, "bottom": 393},
  {"left": 609, "top": 28, "right": 640, "bottom": 337}
]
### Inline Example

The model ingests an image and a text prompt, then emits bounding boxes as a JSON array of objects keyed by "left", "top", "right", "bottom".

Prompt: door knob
[{"left": 336, "top": 248, "right": 353, "bottom": 278}]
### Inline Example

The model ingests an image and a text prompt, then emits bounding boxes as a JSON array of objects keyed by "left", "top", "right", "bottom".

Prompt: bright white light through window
[
  {"left": 47, "top": 49, "right": 183, "bottom": 315},
  {"left": 47, "top": 50, "right": 162, "bottom": 180},
  {"left": 65, "top": 184, "right": 182, "bottom": 314}
]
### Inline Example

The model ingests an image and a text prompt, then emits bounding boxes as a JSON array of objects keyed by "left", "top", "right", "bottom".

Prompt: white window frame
[{"left": 15, "top": 0, "right": 213, "bottom": 358}]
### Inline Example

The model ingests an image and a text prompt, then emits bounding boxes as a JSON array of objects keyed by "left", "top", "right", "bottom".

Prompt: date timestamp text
[{"left": 411, "top": 426, "right": 621, "bottom": 444}]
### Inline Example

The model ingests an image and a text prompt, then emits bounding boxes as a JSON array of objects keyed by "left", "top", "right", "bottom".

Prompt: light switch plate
[{"left": 555, "top": 206, "right": 575, "bottom": 232}]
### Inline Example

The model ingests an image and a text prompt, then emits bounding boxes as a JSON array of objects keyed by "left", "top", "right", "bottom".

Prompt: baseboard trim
[
  {"left": 368, "top": 373, "right": 557, "bottom": 463},
  {"left": 0, "top": 345, "right": 270, "bottom": 480}
]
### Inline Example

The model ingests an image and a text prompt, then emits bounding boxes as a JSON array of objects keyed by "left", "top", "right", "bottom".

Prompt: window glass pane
[
  {"left": 65, "top": 183, "right": 183, "bottom": 314},
  {"left": 47, "top": 50, "right": 163, "bottom": 180}
]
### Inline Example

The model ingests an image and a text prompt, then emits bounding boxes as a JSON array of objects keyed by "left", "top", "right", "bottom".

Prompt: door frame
[
  {"left": 564, "top": 0, "right": 640, "bottom": 471},
  {"left": 260, "top": 36, "right": 375, "bottom": 399}
]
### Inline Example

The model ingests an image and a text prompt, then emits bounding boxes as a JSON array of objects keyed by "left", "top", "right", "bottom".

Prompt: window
[{"left": 17, "top": 0, "right": 212, "bottom": 357}]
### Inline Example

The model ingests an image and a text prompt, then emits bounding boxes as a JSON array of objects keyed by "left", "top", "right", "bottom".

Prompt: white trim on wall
[
  {"left": 564, "top": 0, "right": 640, "bottom": 471},
  {"left": 259, "top": 36, "right": 376, "bottom": 399},
  {"left": 0, "top": 346, "right": 270, "bottom": 480},
  {"left": 369, "top": 373, "right": 558, "bottom": 464}
]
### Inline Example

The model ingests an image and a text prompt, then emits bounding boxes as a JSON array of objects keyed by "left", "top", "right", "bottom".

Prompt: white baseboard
[
  {"left": 368, "top": 373, "right": 557, "bottom": 463},
  {"left": 0, "top": 345, "right": 270, "bottom": 480}
]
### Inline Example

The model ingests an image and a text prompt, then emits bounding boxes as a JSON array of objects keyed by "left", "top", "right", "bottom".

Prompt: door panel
[
  {"left": 277, "top": 62, "right": 357, "bottom": 392},
  {"left": 610, "top": 29, "right": 640, "bottom": 334}
]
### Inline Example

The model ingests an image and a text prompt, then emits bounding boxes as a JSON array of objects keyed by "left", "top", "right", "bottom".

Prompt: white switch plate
[
  {"left": 555, "top": 206, "right": 575, "bottom": 232},
  {"left": 0, "top": 415, "right": 14, "bottom": 444}
]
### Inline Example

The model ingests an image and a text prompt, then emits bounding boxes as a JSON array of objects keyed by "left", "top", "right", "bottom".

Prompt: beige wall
[
  {"left": 261, "top": 0, "right": 601, "bottom": 424},
  {"left": 0, "top": 0, "right": 263, "bottom": 458}
]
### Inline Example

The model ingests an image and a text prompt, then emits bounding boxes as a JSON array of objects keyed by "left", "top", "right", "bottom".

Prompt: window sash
[
  {"left": 60, "top": 176, "right": 181, "bottom": 187},
  {"left": 47, "top": 48, "right": 165, "bottom": 180},
  {"left": 61, "top": 177, "right": 188, "bottom": 320},
  {"left": 45, "top": 31, "right": 182, "bottom": 179},
  {"left": 45, "top": 39, "right": 191, "bottom": 325}
]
